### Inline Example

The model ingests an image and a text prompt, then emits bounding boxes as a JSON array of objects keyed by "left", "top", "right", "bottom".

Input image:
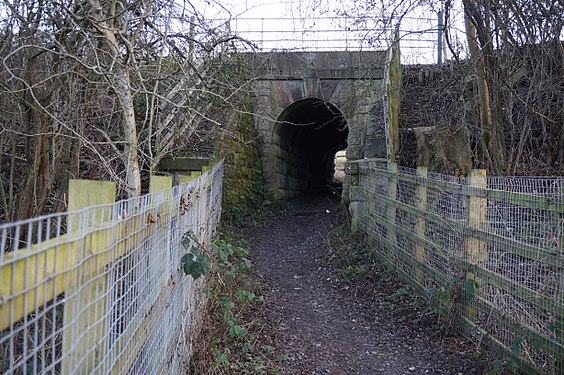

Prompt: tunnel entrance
[{"left": 272, "top": 98, "right": 348, "bottom": 197}]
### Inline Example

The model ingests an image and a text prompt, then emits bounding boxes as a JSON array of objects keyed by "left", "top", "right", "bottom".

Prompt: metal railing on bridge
[
  {"left": 0, "top": 160, "right": 224, "bottom": 374},
  {"left": 220, "top": 16, "right": 446, "bottom": 64}
]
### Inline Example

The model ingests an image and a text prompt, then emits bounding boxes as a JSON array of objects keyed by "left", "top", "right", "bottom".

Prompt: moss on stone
[{"left": 218, "top": 99, "right": 268, "bottom": 222}]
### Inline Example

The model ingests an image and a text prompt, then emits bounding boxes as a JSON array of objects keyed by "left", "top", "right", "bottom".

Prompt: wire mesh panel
[
  {"left": 0, "top": 160, "right": 224, "bottom": 374},
  {"left": 222, "top": 15, "right": 447, "bottom": 64},
  {"left": 352, "top": 159, "right": 563, "bottom": 374}
]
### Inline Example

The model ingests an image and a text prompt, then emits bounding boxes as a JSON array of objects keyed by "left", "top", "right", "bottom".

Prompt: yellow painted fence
[{"left": 0, "top": 160, "right": 223, "bottom": 374}]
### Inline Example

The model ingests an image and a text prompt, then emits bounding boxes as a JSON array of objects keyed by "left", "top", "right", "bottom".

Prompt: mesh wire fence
[
  {"left": 221, "top": 16, "right": 444, "bottom": 64},
  {"left": 0, "top": 160, "right": 224, "bottom": 374},
  {"left": 355, "top": 160, "right": 563, "bottom": 374}
]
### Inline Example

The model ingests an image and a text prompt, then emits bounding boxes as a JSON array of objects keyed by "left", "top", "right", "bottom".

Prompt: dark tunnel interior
[{"left": 275, "top": 98, "right": 348, "bottom": 194}]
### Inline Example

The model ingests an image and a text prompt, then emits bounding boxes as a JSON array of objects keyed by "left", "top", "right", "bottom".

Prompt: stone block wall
[{"left": 244, "top": 51, "right": 388, "bottom": 200}]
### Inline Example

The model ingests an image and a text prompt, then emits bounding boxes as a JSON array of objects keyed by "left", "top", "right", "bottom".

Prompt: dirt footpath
[{"left": 245, "top": 191, "right": 490, "bottom": 375}]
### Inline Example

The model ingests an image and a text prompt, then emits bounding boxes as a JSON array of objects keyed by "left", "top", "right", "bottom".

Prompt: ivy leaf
[
  {"left": 229, "top": 324, "right": 248, "bottom": 337},
  {"left": 191, "top": 245, "right": 201, "bottom": 257},
  {"left": 532, "top": 338, "right": 544, "bottom": 349},
  {"left": 181, "top": 251, "right": 210, "bottom": 280},
  {"left": 181, "top": 234, "right": 190, "bottom": 248},
  {"left": 464, "top": 279, "right": 479, "bottom": 297},
  {"left": 181, "top": 253, "right": 194, "bottom": 274},
  {"left": 214, "top": 349, "right": 228, "bottom": 363},
  {"left": 511, "top": 336, "right": 524, "bottom": 357},
  {"left": 237, "top": 257, "right": 252, "bottom": 270},
  {"left": 181, "top": 231, "right": 196, "bottom": 248},
  {"left": 507, "top": 360, "right": 518, "bottom": 372},
  {"left": 242, "top": 342, "right": 253, "bottom": 353}
]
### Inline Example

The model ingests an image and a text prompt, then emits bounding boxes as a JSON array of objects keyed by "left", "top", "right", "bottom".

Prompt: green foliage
[
  {"left": 463, "top": 278, "right": 480, "bottom": 297},
  {"left": 388, "top": 285, "right": 411, "bottom": 300},
  {"left": 340, "top": 264, "right": 368, "bottom": 281},
  {"left": 426, "top": 276, "right": 480, "bottom": 327},
  {"left": 427, "top": 286, "right": 452, "bottom": 320},
  {"left": 328, "top": 224, "right": 375, "bottom": 284},
  {"left": 485, "top": 333, "right": 549, "bottom": 374},
  {"left": 487, "top": 355, "right": 519, "bottom": 374},
  {"left": 190, "top": 231, "right": 282, "bottom": 374},
  {"left": 181, "top": 246, "right": 211, "bottom": 280},
  {"left": 180, "top": 232, "right": 211, "bottom": 280}
]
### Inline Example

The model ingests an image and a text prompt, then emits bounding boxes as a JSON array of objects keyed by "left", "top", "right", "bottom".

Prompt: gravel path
[{"left": 245, "top": 190, "right": 490, "bottom": 375}]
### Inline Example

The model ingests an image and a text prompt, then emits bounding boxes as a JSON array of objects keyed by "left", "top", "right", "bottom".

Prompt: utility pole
[{"left": 437, "top": 0, "right": 444, "bottom": 64}]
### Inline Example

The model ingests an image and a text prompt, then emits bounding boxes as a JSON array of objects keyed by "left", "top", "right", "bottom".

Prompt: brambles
[{"left": 188, "top": 231, "right": 283, "bottom": 374}]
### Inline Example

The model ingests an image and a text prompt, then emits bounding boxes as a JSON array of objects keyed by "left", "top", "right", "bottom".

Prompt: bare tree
[
  {"left": 0, "top": 0, "right": 246, "bottom": 222},
  {"left": 339, "top": 0, "right": 563, "bottom": 175},
  {"left": 458, "top": 0, "right": 563, "bottom": 174}
]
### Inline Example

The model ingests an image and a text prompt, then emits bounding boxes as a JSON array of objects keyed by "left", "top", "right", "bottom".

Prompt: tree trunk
[
  {"left": 87, "top": 0, "right": 142, "bottom": 196},
  {"left": 114, "top": 68, "right": 142, "bottom": 196},
  {"left": 463, "top": 1, "right": 507, "bottom": 174}
]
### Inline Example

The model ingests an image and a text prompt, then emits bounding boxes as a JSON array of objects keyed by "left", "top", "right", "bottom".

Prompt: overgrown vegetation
[
  {"left": 188, "top": 230, "right": 284, "bottom": 374},
  {"left": 217, "top": 93, "right": 278, "bottom": 226},
  {"left": 397, "top": 1, "right": 563, "bottom": 176},
  {"left": 0, "top": 1, "right": 251, "bottom": 222}
]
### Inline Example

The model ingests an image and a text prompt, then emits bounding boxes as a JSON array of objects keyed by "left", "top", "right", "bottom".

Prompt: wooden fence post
[
  {"left": 415, "top": 166, "right": 428, "bottom": 286},
  {"left": 559, "top": 183, "right": 564, "bottom": 375},
  {"left": 178, "top": 172, "right": 198, "bottom": 184},
  {"left": 386, "top": 30, "right": 401, "bottom": 162},
  {"left": 63, "top": 180, "right": 116, "bottom": 374},
  {"left": 150, "top": 175, "right": 173, "bottom": 194},
  {"left": 387, "top": 162, "right": 398, "bottom": 266},
  {"left": 466, "top": 169, "right": 487, "bottom": 322},
  {"left": 150, "top": 175, "right": 173, "bottom": 290}
]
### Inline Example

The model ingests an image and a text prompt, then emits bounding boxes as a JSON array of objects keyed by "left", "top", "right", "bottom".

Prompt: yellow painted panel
[
  {"left": 149, "top": 175, "right": 173, "bottom": 193},
  {"left": 63, "top": 179, "right": 116, "bottom": 373},
  {"left": 179, "top": 173, "right": 196, "bottom": 184},
  {"left": 0, "top": 228, "right": 120, "bottom": 331},
  {"left": 107, "top": 274, "right": 177, "bottom": 374},
  {"left": 68, "top": 179, "right": 116, "bottom": 233}
]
